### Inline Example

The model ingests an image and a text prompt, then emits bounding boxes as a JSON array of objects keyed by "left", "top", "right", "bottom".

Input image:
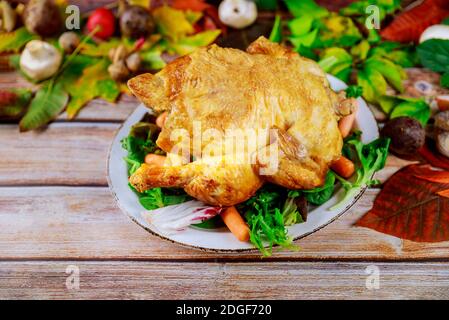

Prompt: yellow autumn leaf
[
  {"left": 153, "top": 5, "right": 194, "bottom": 41},
  {"left": 66, "top": 59, "right": 120, "bottom": 119},
  {"left": 128, "top": 0, "right": 151, "bottom": 8}
]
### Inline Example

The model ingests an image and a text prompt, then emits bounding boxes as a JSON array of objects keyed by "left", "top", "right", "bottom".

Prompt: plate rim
[{"left": 107, "top": 74, "right": 377, "bottom": 253}]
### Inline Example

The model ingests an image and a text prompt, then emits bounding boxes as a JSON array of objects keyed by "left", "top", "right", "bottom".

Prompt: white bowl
[{"left": 108, "top": 75, "right": 379, "bottom": 252}]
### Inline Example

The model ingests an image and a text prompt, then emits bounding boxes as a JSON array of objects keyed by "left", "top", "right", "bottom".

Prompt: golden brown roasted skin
[{"left": 128, "top": 37, "right": 354, "bottom": 206}]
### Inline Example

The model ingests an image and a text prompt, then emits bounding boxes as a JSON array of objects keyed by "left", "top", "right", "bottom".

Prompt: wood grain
[
  {"left": 1, "top": 261, "right": 448, "bottom": 299},
  {"left": 2, "top": 187, "right": 449, "bottom": 260},
  {"left": 0, "top": 123, "right": 118, "bottom": 186}
]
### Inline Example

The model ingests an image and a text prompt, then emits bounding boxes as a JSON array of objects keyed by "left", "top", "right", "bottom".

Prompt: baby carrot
[
  {"left": 144, "top": 154, "right": 166, "bottom": 166},
  {"left": 338, "top": 104, "right": 358, "bottom": 138},
  {"left": 221, "top": 206, "right": 250, "bottom": 242},
  {"left": 331, "top": 156, "right": 355, "bottom": 178},
  {"left": 156, "top": 112, "right": 167, "bottom": 128}
]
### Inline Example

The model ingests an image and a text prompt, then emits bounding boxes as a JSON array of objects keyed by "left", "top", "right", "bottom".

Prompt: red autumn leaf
[
  {"left": 414, "top": 167, "right": 449, "bottom": 184},
  {"left": 355, "top": 165, "right": 449, "bottom": 242},
  {"left": 380, "top": 0, "right": 449, "bottom": 43},
  {"left": 0, "top": 89, "right": 17, "bottom": 106},
  {"left": 419, "top": 143, "right": 449, "bottom": 171},
  {"left": 171, "top": 0, "right": 210, "bottom": 12},
  {"left": 437, "top": 189, "right": 449, "bottom": 198}
]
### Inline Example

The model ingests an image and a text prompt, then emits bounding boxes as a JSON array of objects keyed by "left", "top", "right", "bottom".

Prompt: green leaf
[
  {"left": 167, "top": 29, "right": 221, "bottom": 55},
  {"left": 417, "top": 39, "right": 449, "bottom": 73},
  {"left": 241, "top": 185, "right": 297, "bottom": 256},
  {"left": 340, "top": 0, "right": 400, "bottom": 21},
  {"left": 285, "top": 0, "right": 328, "bottom": 18},
  {"left": 255, "top": 0, "right": 278, "bottom": 10},
  {"left": 139, "top": 188, "right": 165, "bottom": 210},
  {"left": 184, "top": 10, "right": 203, "bottom": 25},
  {"left": 318, "top": 47, "right": 352, "bottom": 80},
  {"left": 0, "top": 27, "right": 37, "bottom": 53},
  {"left": 303, "top": 171, "right": 335, "bottom": 205},
  {"left": 58, "top": 55, "right": 98, "bottom": 88},
  {"left": 65, "top": 59, "right": 120, "bottom": 119},
  {"left": 289, "top": 29, "right": 318, "bottom": 50},
  {"left": 378, "top": 95, "right": 400, "bottom": 114},
  {"left": 367, "top": 28, "right": 381, "bottom": 44},
  {"left": 345, "top": 85, "right": 363, "bottom": 98},
  {"left": 269, "top": 14, "right": 282, "bottom": 43},
  {"left": 80, "top": 39, "right": 122, "bottom": 57},
  {"left": 390, "top": 100, "right": 431, "bottom": 126},
  {"left": 441, "top": 72, "right": 449, "bottom": 89},
  {"left": 365, "top": 57, "right": 405, "bottom": 92},
  {"left": 281, "top": 193, "right": 304, "bottom": 226},
  {"left": 19, "top": 82, "right": 69, "bottom": 132},
  {"left": 357, "top": 67, "right": 387, "bottom": 103},
  {"left": 350, "top": 40, "right": 370, "bottom": 60},
  {"left": 442, "top": 17, "right": 449, "bottom": 25},
  {"left": 296, "top": 45, "right": 318, "bottom": 60},
  {"left": 140, "top": 49, "right": 166, "bottom": 70},
  {"left": 331, "top": 135, "right": 390, "bottom": 210},
  {"left": 288, "top": 16, "right": 313, "bottom": 37},
  {"left": 385, "top": 50, "right": 416, "bottom": 68},
  {"left": 318, "top": 14, "right": 362, "bottom": 48}
]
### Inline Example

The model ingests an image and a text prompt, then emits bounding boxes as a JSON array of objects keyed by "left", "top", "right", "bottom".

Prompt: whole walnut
[
  {"left": 23, "top": 0, "right": 62, "bottom": 37},
  {"left": 120, "top": 5, "right": 155, "bottom": 39},
  {"left": 381, "top": 117, "right": 425, "bottom": 156}
]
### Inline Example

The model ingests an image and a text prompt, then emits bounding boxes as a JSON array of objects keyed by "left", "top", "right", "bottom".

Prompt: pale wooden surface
[
  {"left": 2, "top": 71, "right": 449, "bottom": 299},
  {"left": 2, "top": 261, "right": 449, "bottom": 300},
  {"left": 1, "top": 6, "right": 448, "bottom": 296}
]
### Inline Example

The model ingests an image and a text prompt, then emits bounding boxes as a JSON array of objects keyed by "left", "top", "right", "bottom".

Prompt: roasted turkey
[{"left": 128, "top": 36, "right": 356, "bottom": 206}]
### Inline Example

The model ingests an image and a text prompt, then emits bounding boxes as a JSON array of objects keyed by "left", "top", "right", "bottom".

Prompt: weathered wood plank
[
  {"left": 1, "top": 187, "right": 449, "bottom": 260},
  {"left": 0, "top": 123, "right": 118, "bottom": 186},
  {"left": 1, "top": 261, "right": 448, "bottom": 299}
]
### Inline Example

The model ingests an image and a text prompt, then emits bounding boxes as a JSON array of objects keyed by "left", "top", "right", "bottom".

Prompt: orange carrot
[
  {"left": 331, "top": 156, "right": 355, "bottom": 178},
  {"left": 221, "top": 206, "right": 250, "bottom": 242},
  {"left": 144, "top": 154, "right": 166, "bottom": 166},
  {"left": 338, "top": 104, "right": 358, "bottom": 138},
  {"left": 156, "top": 112, "right": 167, "bottom": 128}
]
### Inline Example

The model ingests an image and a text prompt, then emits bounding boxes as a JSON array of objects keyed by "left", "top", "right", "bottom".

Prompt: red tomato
[{"left": 87, "top": 8, "right": 115, "bottom": 39}]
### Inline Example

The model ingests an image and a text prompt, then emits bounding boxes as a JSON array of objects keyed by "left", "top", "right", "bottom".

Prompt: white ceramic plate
[{"left": 108, "top": 75, "right": 379, "bottom": 252}]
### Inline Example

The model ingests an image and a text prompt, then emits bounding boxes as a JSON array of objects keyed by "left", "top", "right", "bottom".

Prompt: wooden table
[
  {"left": 2, "top": 69, "right": 449, "bottom": 300},
  {"left": 2, "top": 0, "right": 449, "bottom": 300}
]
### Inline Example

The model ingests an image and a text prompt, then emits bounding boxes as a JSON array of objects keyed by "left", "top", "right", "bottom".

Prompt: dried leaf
[
  {"left": 380, "top": 0, "right": 449, "bottom": 43},
  {"left": 437, "top": 189, "right": 449, "bottom": 198},
  {"left": 65, "top": 59, "right": 120, "bottom": 119},
  {"left": 79, "top": 39, "right": 122, "bottom": 57},
  {"left": 356, "top": 165, "right": 449, "bottom": 242},
  {"left": 167, "top": 29, "right": 220, "bottom": 55},
  {"left": 153, "top": 5, "right": 194, "bottom": 41},
  {"left": 419, "top": 143, "right": 449, "bottom": 171},
  {"left": 0, "top": 27, "right": 36, "bottom": 53},
  {"left": 128, "top": 0, "right": 151, "bottom": 8},
  {"left": 414, "top": 166, "right": 449, "bottom": 184}
]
